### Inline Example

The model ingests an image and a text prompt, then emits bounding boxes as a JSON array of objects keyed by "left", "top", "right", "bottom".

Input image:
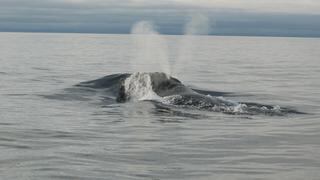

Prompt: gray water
[{"left": 1, "top": 32, "right": 320, "bottom": 180}]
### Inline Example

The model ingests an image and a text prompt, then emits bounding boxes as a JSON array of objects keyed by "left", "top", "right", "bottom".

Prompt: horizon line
[{"left": 1, "top": 31, "right": 319, "bottom": 39}]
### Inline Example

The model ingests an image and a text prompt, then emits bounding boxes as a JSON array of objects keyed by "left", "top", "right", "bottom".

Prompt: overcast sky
[{"left": 1, "top": 0, "right": 320, "bottom": 37}]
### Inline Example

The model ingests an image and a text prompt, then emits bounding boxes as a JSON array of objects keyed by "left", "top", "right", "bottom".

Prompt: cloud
[
  {"left": 1, "top": 0, "right": 320, "bottom": 13},
  {"left": 0, "top": 0, "right": 320, "bottom": 37},
  {"left": 141, "top": 0, "right": 320, "bottom": 14}
]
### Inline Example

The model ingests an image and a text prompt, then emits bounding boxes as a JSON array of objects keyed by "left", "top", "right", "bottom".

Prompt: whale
[
  {"left": 76, "top": 72, "right": 304, "bottom": 115},
  {"left": 77, "top": 72, "right": 232, "bottom": 104}
]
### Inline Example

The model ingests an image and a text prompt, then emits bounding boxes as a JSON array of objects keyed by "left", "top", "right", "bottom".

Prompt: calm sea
[{"left": 1, "top": 32, "right": 320, "bottom": 179}]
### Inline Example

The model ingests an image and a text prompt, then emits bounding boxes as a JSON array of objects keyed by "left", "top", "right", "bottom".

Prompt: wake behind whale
[{"left": 76, "top": 72, "right": 303, "bottom": 116}]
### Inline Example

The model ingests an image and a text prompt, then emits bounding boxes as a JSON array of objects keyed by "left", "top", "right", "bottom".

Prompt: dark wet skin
[{"left": 76, "top": 72, "right": 305, "bottom": 115}]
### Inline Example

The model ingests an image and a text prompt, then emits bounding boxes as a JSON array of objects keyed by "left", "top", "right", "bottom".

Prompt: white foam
[{"left": 232, "top": 103, "right": 248, "bottom": 113}]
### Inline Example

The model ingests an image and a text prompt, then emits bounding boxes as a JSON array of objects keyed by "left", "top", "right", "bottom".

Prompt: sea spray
[
  {"left": 172, "top": 14, "right": 210, "bottom": 78},
  {"left": 130, "top": 21, "right": 171, "bottom": 75}
]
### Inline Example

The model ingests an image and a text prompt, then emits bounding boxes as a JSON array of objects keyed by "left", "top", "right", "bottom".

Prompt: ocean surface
[{"left": 0, "top": 32, "right": 320, "bottom": 180}]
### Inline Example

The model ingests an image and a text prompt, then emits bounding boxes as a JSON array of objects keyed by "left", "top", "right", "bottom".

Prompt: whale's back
[{"left": 74, "top": 72, "right": 304, "bottom": 116}]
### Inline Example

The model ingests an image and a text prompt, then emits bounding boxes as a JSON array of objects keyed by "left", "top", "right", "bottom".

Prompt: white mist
[
  {"left": 130, "top": 21, "right": 171, "bottom": 75},
  {"left": 172, "top": 14, "right": 210, "bottom": 78}
]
